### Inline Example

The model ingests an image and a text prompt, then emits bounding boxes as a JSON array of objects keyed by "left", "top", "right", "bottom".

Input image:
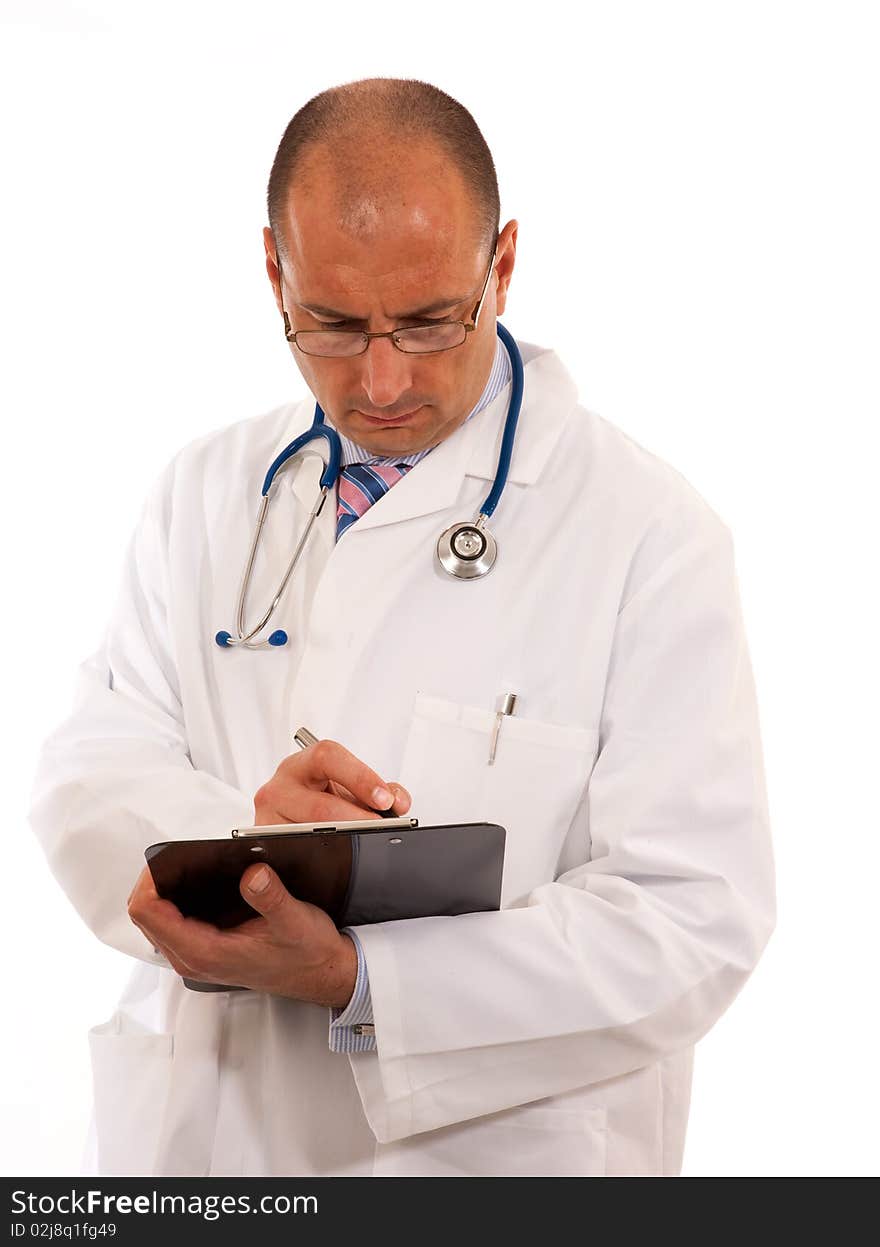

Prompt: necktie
[{"left": 336, "top": 462, "right": 413, "bottom": 541}]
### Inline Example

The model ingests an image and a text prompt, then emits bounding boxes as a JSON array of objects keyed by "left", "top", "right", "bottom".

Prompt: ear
[
  {"left": 494, "top": 219, "right": 518, "bottom": 318},
  {"left": 263, "top": 226, "right": 282, "bottom": 311}
]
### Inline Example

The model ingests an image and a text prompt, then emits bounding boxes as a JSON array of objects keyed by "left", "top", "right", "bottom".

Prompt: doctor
[{"left": 29, "top": 77, "right": 776, "bottom": 1177}]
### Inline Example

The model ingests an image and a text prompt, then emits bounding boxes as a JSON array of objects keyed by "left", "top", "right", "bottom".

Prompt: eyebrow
[{"left": 298, "top": 293, "right": 470, "bottom": 321}]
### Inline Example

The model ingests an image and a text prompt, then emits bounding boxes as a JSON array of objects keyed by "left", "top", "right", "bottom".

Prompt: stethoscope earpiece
[
  {"left": 214, "top": 628, "right": 289, "bottom": 650},
  {"left": 217, "top": 322, "right": 524, "bottom": 649}
]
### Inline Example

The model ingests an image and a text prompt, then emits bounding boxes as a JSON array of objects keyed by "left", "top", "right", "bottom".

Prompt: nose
[{"left": 360, "top": 335, "right": 415, "bottom": 411}]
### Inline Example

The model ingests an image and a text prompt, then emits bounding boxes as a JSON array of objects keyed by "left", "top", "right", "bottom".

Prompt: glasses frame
[{"left": 274, "top": 232, "right": 499, "bottom": 357}]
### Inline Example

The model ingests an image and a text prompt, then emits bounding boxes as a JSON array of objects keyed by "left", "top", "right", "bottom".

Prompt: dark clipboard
[{"left": 145, "top": 819, "right": 506, "bottom": 992}]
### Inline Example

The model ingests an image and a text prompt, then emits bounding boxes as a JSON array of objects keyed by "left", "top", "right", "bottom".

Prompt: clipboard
[{"left": 145, "top": 818, "right": 506, "bottom": 992}]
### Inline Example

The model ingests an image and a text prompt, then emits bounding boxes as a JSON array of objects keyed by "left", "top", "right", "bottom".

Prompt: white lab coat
[{"left": 29, "top": 338, "right": 776, "bottom": 1177}]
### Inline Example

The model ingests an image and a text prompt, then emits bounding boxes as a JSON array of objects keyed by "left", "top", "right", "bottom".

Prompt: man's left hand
[{"left": 127, "top": 863, "right": 357, "bottom": 1008}]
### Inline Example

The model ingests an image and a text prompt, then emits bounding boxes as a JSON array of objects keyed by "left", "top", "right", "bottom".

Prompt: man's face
[{"left": 263, "top": 141, "right": 516, "bottom": 457}]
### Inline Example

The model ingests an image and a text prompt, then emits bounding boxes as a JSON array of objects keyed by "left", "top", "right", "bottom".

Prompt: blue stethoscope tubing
[{"left": 216, "top": 321, "right": 523, "bottom": 650}]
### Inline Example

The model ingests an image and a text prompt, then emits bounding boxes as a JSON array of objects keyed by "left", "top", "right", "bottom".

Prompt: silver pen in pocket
[{"left": 488, "top": 693, "right": 518, "bottom": 765}]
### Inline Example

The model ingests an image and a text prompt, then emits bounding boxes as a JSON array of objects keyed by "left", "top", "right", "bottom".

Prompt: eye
[
  {"left": 317, "top": 314, "right": 453, "bottom": 329},
  {"left": 400, "top": 316, "right": 454, "bottom": 328}
]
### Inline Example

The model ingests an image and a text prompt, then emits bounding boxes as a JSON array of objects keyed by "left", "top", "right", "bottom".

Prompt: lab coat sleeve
[
  {"left": 28, "top": 460, "right": 254, "bottom": 963},
  {"left": 348, "top": 501, "right": 777, "bottom": 1144}
]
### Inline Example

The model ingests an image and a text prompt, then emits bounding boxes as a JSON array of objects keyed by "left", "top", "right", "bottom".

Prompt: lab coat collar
[
  {"left": 272, "top": 338, "right": 579, "bottom": 529},
  {"left": 461, "top": 340, "right": 579, "bottom": 486}
]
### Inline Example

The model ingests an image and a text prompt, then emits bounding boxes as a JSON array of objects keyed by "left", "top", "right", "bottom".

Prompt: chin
[
  {"left": 347, "top": 416, "right": 435, "bottom": 456},
  {"left": 366, "top": 431, "right": 428, "bottom": 456}
]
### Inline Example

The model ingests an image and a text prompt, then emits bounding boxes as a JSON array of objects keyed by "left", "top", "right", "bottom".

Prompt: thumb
[{"left": 240, "top": 863, "right": 293, "bottom": 919}]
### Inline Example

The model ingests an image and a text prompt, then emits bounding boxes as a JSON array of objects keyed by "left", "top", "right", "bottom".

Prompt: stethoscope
[{"left": 215, "top": 321, "right": 524, "bottom": 650}]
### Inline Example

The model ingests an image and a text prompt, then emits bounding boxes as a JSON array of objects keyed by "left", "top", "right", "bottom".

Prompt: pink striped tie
[{"left": 336, "top": 462, "right": 413, "bottom": 540}]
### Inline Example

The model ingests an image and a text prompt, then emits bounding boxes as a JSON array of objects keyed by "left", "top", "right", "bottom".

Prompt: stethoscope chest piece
[{"left": 437, "top": 518, "right": 498, "bottom": 579}]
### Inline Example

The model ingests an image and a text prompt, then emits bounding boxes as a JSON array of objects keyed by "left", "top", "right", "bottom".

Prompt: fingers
[
  {"left": 128, "top": 905, "right": 192, "bottom": 975},
  {"left": 385, "top": 782, "right": 412, "bottom": 815},
  {"left": 298, "top": 738, "right": 395, "bottom": 810},
  {"left": 254, "top": 739, "right": 411, "bottom": 825},
  {"left": 329, "top": 779, "right": 411, "bottom": 816},
  {"left": 127, "top": 864, "right": 232, "bottom": 981},
  {"left": 239, "top": 863, "right": 297, "bottom": 923}
]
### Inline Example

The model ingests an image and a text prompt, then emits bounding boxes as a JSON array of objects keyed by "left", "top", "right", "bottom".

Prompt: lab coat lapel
[
  {"left": 463, "top": 344, "right": 579, "bottom": 486},
  {"left": 349, "top": 340, "right": 580, "bottom": 532}
]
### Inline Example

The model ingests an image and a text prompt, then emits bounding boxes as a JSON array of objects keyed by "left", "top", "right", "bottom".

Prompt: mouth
[{"left": 356, "top": 406, "right": 424, "bottom": 427}]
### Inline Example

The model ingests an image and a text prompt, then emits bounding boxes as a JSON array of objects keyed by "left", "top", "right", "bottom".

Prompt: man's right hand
[{"left": 252, "top": 738, "right": 411, "bottom": 826}]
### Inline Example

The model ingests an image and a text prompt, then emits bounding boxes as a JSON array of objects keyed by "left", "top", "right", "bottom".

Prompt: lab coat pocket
[
  {"left": 400, "top": 694, "right": 599, "bottom": 906},
  {"left": 88, "top": 1018, "right": 173, "bottom": 1176},
  {"left": 373, "top": 1102, "right": 608, "bottom": 1177}
]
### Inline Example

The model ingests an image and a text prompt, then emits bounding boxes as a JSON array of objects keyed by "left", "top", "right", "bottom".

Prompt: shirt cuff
[{"left": 328, "top": 927, "right": 376, "bottom": 1052}]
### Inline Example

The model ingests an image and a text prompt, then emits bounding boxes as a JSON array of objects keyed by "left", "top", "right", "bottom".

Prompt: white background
[{"left": 1, "top": 0, "right": 877, "bottom": 1177}]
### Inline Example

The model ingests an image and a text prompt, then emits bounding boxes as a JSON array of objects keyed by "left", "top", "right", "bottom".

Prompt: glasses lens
[
  {"left": 295, "top": 331, "right": 368, "bottom": 357},
  {"left": 394, "top": 324, "right": 467, "bottom": 353},
  {"left": 292, "top": 323, "right": 467, "bottom": 356}
]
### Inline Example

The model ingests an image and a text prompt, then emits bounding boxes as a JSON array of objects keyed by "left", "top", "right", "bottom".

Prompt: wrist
[{"left": 326, "top": 932, "right": 358, "bottom": 1010}]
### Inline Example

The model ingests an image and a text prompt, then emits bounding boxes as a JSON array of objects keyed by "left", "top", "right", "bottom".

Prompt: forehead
[{"left": 280, "top": 140, "right": 485, "bottom": 300}]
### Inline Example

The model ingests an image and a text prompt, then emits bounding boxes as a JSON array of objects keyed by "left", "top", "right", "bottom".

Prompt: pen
[
  {"left": 488, "top": 692, "right": 518, "bottom": 765},
  {"left": 293, "top": 726, "right": 398, "bottom": 818}
]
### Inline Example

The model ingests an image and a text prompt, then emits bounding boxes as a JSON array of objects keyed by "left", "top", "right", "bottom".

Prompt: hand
[
  {"left": 252, "top": 737, "right": 411, "bottom": 825},
  {"left": 126, "top": 739, "right": 410, "bottom": 1004},
  {"left": 127, "top": 861, "right": 359, "bottom": 1007}
]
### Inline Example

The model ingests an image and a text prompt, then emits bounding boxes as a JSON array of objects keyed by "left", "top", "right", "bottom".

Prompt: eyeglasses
[{"left": 275, "top": 236, "right": 498, "bottom": 357}]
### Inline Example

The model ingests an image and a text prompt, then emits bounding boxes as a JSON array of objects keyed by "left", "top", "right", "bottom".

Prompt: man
[{"left": 29, "top": 77, "right": 776, "bottom": 1177}]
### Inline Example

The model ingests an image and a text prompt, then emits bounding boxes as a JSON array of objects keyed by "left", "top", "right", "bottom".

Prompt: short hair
[{"left": 266, "top": 78, "right": 500, "bottom": 260}]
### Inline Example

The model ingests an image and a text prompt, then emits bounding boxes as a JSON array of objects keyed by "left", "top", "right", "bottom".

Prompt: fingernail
[
  {"left": 249, "top": 865, "right": 271, "bottom": 893},
  {"left": 372, "top": 786, "right": 393, "bottom": 809}
]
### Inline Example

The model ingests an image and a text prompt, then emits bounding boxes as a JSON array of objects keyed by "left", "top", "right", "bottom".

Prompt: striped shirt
[{"left": 328, "top": 334, "right": 512, "bottom": 1053}]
